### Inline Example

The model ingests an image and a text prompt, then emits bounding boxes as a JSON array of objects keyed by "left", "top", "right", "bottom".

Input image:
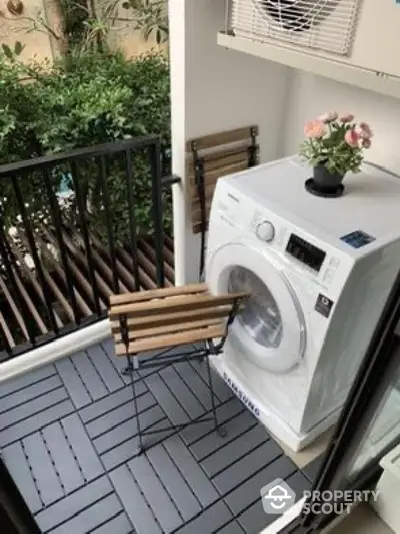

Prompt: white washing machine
[{"left": 205, "top": 156, "right": 400, "bottom": 451}]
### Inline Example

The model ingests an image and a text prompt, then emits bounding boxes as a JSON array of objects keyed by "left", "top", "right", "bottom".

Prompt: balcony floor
[{"left": 0, "top": 339, "right": 321, "bottom": 534}]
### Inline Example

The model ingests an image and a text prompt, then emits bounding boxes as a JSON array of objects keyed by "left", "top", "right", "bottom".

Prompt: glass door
[
  {"left": 208, "top": 241, "right": 306, "bottom": 373},
  {"left": 278, "top": 267, "right": 400, "bottom": 533}
]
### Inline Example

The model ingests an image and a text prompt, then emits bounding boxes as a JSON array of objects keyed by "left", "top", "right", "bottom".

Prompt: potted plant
[{"left": 299, "top": 111, "right": 373, "bottom": 197}]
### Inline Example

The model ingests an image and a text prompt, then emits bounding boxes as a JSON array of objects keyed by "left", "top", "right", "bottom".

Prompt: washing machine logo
[{"left": 223, "top": 372, "right": 261, "bottom": 417}]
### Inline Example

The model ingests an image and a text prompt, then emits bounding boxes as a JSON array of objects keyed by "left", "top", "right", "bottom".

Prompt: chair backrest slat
[{"left": 186, "top": 125, "right": 259, "bottom": 234}]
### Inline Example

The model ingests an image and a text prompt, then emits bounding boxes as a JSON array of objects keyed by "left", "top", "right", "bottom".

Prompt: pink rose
[
  {"left": 339, "top": 113, "right": 354, "bottom": 123},
  {"left": 359, "top": 122, "right": 373, "bottom": 138},
  {"left": 304, "top": 120, "right": 325, "bottom": 139},
  {"left": 344, "top": 129, "right": 360, "bottom": 147},
  {"left": 318, "top": 111, "right": 338, "bottom": 123},
  {"left": 362, "top": 138, "right": 371, "bottom": 149}
]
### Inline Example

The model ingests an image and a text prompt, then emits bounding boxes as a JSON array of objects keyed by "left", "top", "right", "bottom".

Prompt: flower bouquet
[{"left": 299, "top": 112, "right": 373, "bottom": 197}]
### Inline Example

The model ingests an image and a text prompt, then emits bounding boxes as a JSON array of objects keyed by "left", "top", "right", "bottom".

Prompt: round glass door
[
  {"left": 207, "top": 241, "right": 306, "bottom": 373},
  {"left": 228, "top": 266, "right": 283, "bottom": 350}
]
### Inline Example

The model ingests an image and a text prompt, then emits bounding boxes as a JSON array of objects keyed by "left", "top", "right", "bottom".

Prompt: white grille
[{"left": 231, "top": 0, "right": 360, "bottom": 56}]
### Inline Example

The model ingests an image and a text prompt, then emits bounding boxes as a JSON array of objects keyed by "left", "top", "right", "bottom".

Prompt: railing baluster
[
  {"left": 0, "top": 222, "right": 36, "bottom": 346},
  {"left": 70, "top": 161, "right": 101, "bottom": 315},
  {"left": 98, "top": 155, "right": 119, "bottom": 294},
  {"left": 11, "top": 175, "right": 58, "bottom": 333},
  {"left": 125, "top": 150, "right": 141, "bottom": 292},
  {"left": 42, "top": 168, "right": 79, "bottom": 324},
  {"left": 149, "top": 138, "right": 165, "bottom": 288}
]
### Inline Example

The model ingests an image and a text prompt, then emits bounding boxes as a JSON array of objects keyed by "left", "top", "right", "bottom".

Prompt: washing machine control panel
[
  {"left": 248, "top": 206, "right": 345, "bottom": 287},
  {"left": 255, "top": 220, "right": 275, "bottom": 242},
  {"left": 286, "top": 233, "right": 326, "bottom": 273}
]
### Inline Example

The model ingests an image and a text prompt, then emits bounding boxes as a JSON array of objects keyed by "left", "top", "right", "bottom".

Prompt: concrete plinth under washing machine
[{"left": 205, "top": 156, "right": 400, "bottom": 452}]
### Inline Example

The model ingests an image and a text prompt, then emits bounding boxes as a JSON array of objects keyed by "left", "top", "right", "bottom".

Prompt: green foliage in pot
[
  {"left": 0, "top": 50, "right": 171, "bottom": 242},
  {"left": 299, "top": 111, "right": 373, "bottom": 177}
]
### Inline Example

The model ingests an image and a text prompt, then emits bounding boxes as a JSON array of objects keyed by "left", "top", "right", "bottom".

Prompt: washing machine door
[{"left": 207, "top": 241, "right": 306, "bottom": 373}]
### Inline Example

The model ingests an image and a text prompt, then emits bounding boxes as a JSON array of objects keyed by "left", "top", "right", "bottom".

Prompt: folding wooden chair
[{"left": 109, "top": 283, "right": 248, "bottom": 454}]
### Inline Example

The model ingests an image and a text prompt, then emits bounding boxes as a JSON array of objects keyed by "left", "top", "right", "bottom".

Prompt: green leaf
[
  {"left": 14, "top": 41, "right": 24, "bottom": 55},
  {"left": 1, "top": 44, "right": 13, "bottom": 59}
]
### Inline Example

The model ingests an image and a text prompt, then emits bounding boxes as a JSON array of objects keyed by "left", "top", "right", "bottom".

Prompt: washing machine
[{"left": 205, "top": 156, "right": 400, "bottom": 451}]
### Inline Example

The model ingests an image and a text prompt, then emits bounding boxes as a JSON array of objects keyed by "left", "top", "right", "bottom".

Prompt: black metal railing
[{"left": 0, "top": 136, "right": 179, "bottom": 360}]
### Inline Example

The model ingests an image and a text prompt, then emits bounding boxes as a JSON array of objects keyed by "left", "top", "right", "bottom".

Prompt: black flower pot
[
  {"left": 313, "top": 163, "right": 344, "bottom": 190},
  {"left": 305, "top": 163, "right": 345, "bottom": 198}
]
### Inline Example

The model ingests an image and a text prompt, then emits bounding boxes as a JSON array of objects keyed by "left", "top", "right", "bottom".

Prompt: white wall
[
  {"left": 169, "top": 0, "right": 291, "bottom": 284},
  {"left": 283, "top": 72, "right": 400, "bottom": 172}
]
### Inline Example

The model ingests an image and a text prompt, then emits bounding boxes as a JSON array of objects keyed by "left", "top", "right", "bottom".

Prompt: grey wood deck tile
[
  {"left": 86, "top": 344, "right": 124, "bottom": 393},
  {"left": 86, "top": 390, "right": 155, "bottom": 439},
  {"left": 60, "top": 413, "right": 104, "bottom": 481},
  {"left": 100, "top": 417, "right": 172, "bottom": 471},
  {"left": 128, "top": 454, "right": 183, "bottom": 533},
  {"left": 173, "top": 360, "right": 214, "bottom": 411},
  {"left": 175, "top": 501, "right": 234, "bottom": 534},
  {"left": 213, "top": 441, "right": 282, "bottom": 496},
  {"left": 201, "top": 425, "right": 268, "bottom": 478},
  {"left": 237, "top": 499, "right": 275, "bottom": 534},
  {"left": 217, "top": 520, "right": 246, "bottom": 534},
  {"left": 42, "top": 422, "right": 85, "bottom": 494},
  {"left": 179, "top": 396, "right": 245, "bottom": 446},
  {"left": 93, "top": 403, "right": 164, "bottom": 455},
  {"left": 146, "top": 444, "right": 202, "bottom": 522},
  {"left": 189, "top": 360, "right": 234, "bottom": 402},
  {"left": 0, "top": 365, "right": 56, "bottom": 398},
  {"left": 158, "top": 366, "right": 206, "bottom": 420},
  {"left": 2, "top": 441, "right": 43, "bottom": 513},
  {"left": 144, "top": 373, "right": 191, "bottom": 425},
  {"left": 71, "top": 351, "right": 108, "bottom": 401},
  {"left": 90, "top": 511, "right": 132, "bottom": 534},
  {"left": 163, "top": 435, "right": 219, "bottom": 508},
  {"left": 55, "top": 358, "right": 92, "bottom": 409},
  {"left": 23, "top": 432, "right": 64, "bottom": 506},
  {"left": 50, "top": 493, "right": 122, "bottom": 534},
  {"left": 109, "top": 464, "right": 162, "bottom": 534},
  {"left": 0, "top": 400, "right": 74, "bottom": 448},
  {"left": 0, "top": 388, "right": 68, "bottom": 429},
  {"left": 35, "top": 476, "right": 112, "bottom": 532},
  {"left": 225, "top": 455, "right": 297, "bottom": 515},
  {"left": 0, "top": 375, "right": 62, "bottom": 414},
  {"left": 190, "top": 410, "right": 256, "bottom": 461},
  {"left": 236, "top": 470, "right": 307, "bottom": 534},
  {"left": 0, "top": 340, "right": 314, "bottom": 534},
  {"left": 79, "top": 380, "right": 147, "bottom": 423}
]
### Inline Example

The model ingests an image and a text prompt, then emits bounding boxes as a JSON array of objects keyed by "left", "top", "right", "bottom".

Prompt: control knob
[{"left": 255, "top": 221, "right": 275, "bottom": 242}]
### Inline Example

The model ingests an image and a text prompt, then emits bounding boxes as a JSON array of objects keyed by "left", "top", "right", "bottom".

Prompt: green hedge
[{"left": 0, "top": 51, "right": 171, "bottom": 241}]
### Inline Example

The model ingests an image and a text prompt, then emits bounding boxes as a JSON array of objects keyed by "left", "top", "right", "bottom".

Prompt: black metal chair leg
[
  {"left": 127, "top": 355, "right": 144, "bottom": 454},
  {"left": 122, "top": 357, "right": 134, "bottom": 376},
  {"left": 205, "top": 354, "right": 227, "bottom": 438}
]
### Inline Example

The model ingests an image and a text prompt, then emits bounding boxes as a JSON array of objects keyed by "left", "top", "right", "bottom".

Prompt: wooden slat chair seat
[
  {"left": 108, "top": 283, "right": 248, "bottom": 454},
  {"left": 109, "top": 283, "right": 247, "bottom": 356}
]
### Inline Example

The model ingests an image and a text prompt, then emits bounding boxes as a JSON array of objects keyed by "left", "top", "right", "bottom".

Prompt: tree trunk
[{"left": 42, "top": 0, "right": 69, "bottom": 57}]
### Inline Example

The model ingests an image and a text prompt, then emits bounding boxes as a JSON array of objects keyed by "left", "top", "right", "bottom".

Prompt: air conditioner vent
[{"left": 232, "top": 0, "right": 360, "bottom": 55}]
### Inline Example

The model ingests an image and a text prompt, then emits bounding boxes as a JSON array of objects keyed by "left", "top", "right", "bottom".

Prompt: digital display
[
  {"left": 286, "top": 234, "right": 326, "bottom": 272},
  {"left": 340, "top": 230, "right": 376, "bottom": 249}
]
